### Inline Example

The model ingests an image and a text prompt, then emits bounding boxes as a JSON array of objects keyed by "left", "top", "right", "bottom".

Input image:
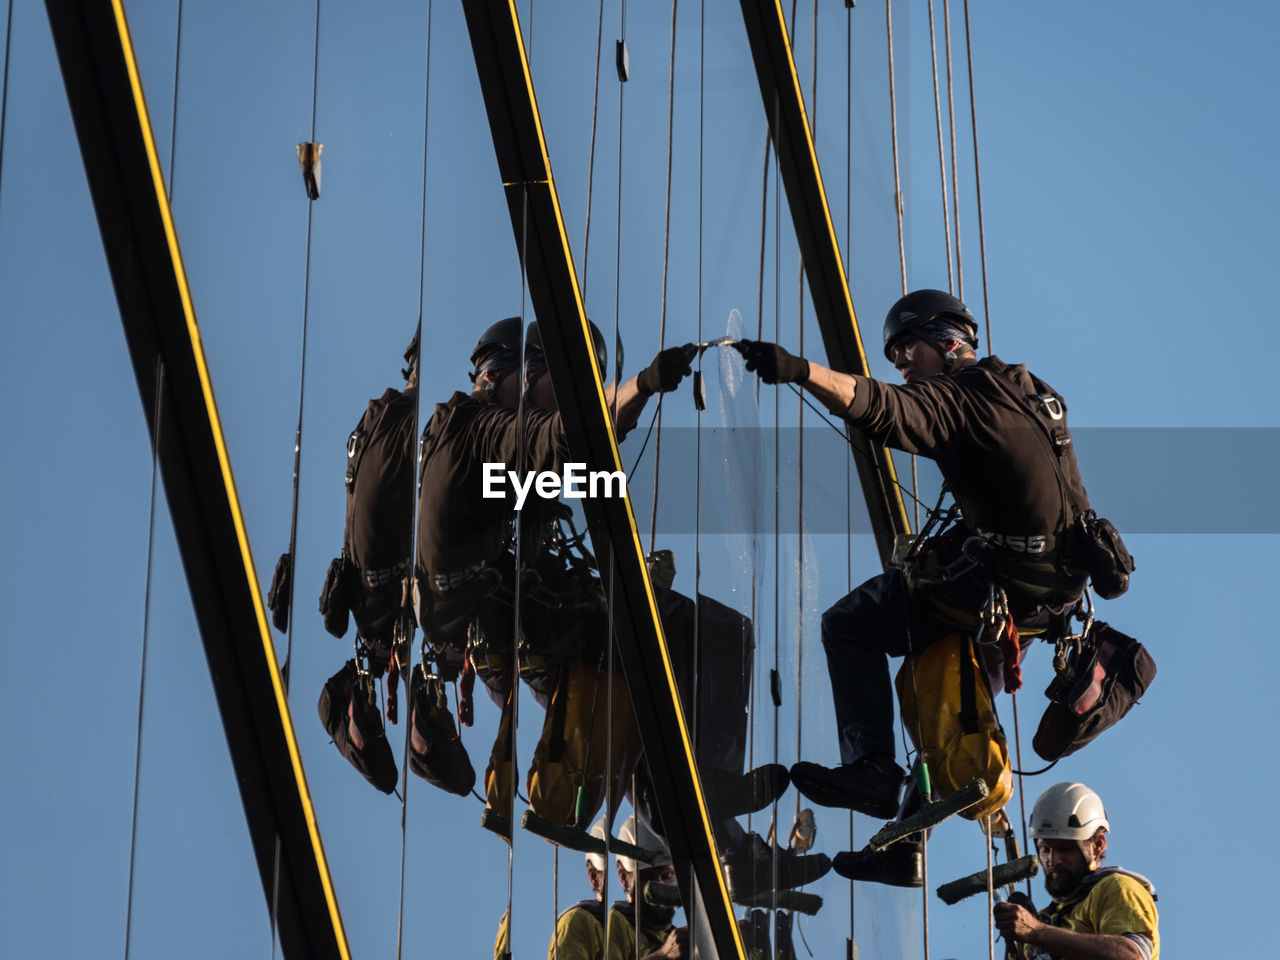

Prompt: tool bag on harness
[
  {"left": 318, "top": 389, "right": 418, "bottom": 643},
  {"left": 1032, "top": 620, "right": 1156, "bottom": 761},
  {"left": 896, "top": 632, "right": 1012, "bottom": 821}
]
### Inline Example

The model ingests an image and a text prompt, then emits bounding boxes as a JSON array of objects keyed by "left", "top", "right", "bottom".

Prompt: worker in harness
[
  {"left": 994, "top": 782, "right": 1158, "bottom": 960},
  {"left": 522, "top": 322, "right": 830, "bottom": 898},
  {"left": 312, "top": 332, "right": 424, "bottom": 794},
  {"left": 414, "top": 317, "right": 693, "bottom": 836},
  {"left": 739, "top": 289, "right": 1095, "bottom": 886}
]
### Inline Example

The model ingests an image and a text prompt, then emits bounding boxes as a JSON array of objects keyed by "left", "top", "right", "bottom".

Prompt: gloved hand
[
  {"left": 636, "top": 344, "right": 695, "bottom": 396},
  {"left": 736, "top": 340, "right": 810, "bottom": 385}
]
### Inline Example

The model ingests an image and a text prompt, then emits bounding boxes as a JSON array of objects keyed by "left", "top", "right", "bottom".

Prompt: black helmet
[
  {"left": 882, "top": 289, "right": 978, "bottom": 361},
  {"left": 526, "top": 319, "right": 618, "bottom": 380},
  {"left": 470, "top": 316, "right": 524, "bottom": 367}
]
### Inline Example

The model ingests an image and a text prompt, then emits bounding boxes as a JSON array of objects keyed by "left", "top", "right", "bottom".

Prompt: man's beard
[{"left": 1043, "top": 863, "right": 1088, "bottom": 899}]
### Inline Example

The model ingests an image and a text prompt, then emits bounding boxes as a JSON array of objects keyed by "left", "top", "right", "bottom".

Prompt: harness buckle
[{"left": 1038, "top": 395, "right": 1064, "bottom": 421}]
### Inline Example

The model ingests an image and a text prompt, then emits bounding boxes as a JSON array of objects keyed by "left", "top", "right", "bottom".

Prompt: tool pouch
[
  {"left": 1076, "top": 512, "right": 1135, "bottom": 600},
  {"left": 1033, "top": 621, "right": 1156, "bottom": 761},
  {"left": 267, "top": 553, "right": 292, "bottom": 633},
  {"left": 318, "top": 555, "right": 356, "bottom": 638}
]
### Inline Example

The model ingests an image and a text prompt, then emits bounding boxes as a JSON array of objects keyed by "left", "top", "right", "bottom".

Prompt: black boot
[
  {"left": 722, "top": 832, "right": 832, "bottom": 899},
  {"left": 789, "top": 755, "right": 905, "bottom": 818},
  {"left": 703, "top": 763, "right": 790, "bottom": 819},
  {"left": 832, "top": 843, "right": 923, "bottom": 888}
]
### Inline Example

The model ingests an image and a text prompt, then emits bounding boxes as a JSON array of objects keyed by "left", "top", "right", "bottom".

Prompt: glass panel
[{"left": 11, "top": 0, "right": 1234, "bottom": 957}]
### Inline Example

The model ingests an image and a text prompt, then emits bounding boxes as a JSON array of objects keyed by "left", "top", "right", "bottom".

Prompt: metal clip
[{"left": 1039, "top": 394, "right": 1064, "bottom": 420}]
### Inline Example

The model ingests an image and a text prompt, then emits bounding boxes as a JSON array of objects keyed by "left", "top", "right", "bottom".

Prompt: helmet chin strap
[{"left": 925, "top": 339, "right": 962, "bottom": 372}]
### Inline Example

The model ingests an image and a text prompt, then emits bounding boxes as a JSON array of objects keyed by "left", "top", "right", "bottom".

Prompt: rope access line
[
  {"left": 647, "top": 0, "right": 678, "bottom": 556},
  {"left": 0, "top": 0, "right": 14, "bottom": 217},
  {"left": 273, "top": 2, "right": 323, "bottom": 951},
  {"left": 884, "top": 10, "right": 934, "bottom": 953},
  {"left": 124, "top": 359, "right": 165, "bottom": 960},
  {"left": 280, "top": 0, "right": 324, "bottom": 697},
  {"left": 604, "top": 1, "right": 630, "bottom": 952},
  {"left": 394, "top": 5, "right": 436, "bottom": 958},
  {"left": 128, "top": 11, "right": 186, "bottom": 954},
  {"left": 962, "top": 0, "right": 994, "bottom": 354},
  {"left": 843, "top": 7, "right": 857, "bottom": 952},
  {"left": 165, "top": 1, "right": 184, "bottom": 201},
  {"left": 926, "top": 0, "right": 955, "bottom": 293},
  {"left": 581, "top": 0, "right": 605, "bottom": 297},
  {"left": 943, "top": 0, "right": 964, "bottom": 302}
]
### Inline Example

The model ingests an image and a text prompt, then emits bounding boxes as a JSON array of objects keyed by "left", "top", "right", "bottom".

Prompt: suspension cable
[
  {"left": 648, "top": 0, "right": 679, "bottom": 555},
  {"left": 581, "top": 0, "right": 605, "bottom": 296},
  {"left": 943, "top": 0, "right": 963, "bottom": 301},
  {"left": 165, "top": 1, "right": 184, "bottom": 200},
  {"left": 1011, "top": 692, "right": 1032, "bottom": 896},
  {"left": 273, "top": 3, "right": 323, "bottom": 951},
  {"left": 607, "top": 1, "right": 629, "bottom": 953},
  {"left": 0, "top": 0, "right": 14, "bottom": 216},
  {"left": 986, "top": 815, "right": 997, "bottom": 960},
  {"left": 395, "top": 4, "right": 435, "bottom": 957},
  {"left": 884, "top": 0, "right": 907, "bottom": 296},
  {"left": 926, "top": 0, "right": 955, "bottom": 293},
  {"left": 281, "top": 0, "right": 324, "bottom": 695},
  {"left": 962, "top": 0, "right": 993, "bottom": 353},
  {"left": 844, "top": 5, "right": 856, "bottom": 951},
  {"left": 124, "top": 359, "right": 164, "bottom": 960}
]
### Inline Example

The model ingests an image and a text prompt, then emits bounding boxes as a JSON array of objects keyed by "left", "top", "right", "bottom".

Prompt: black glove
[
  {"left": 636, "top": 344, "right": 695, "bottom": 396},
  {"left": 737, "top": 340, "right": 810, "bottom": 385}
]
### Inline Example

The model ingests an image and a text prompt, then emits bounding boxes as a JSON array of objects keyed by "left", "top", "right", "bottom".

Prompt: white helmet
[
  {"left": 586, "top": 817, "right": 608, "bottom": 872},
  {"left": 1029, "top": 782, "right": 1110, "bottom": 842},
  {"left": 617, "top": 815, "right": 671, "bottom": 876}
]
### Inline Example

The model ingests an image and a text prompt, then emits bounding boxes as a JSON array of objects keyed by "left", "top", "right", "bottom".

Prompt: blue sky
[{"left": 2, "top": 1, "right": 1276, "bottom": 957}]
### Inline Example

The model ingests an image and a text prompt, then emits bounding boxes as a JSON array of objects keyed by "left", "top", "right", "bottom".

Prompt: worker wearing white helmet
[
  {"left": 542, "top": 815, "right": 689, "bottom": 960},
  {"left": 994, "top": 783, "right": 1159, "bottom": 960}
]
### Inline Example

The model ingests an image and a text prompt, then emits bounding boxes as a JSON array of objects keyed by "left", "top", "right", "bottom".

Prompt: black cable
[
  {"left": 0, "top": 0, "right": 14, "bottom": 219},
  {"left": 124, "top": 359, "right": 164, "bottom": 960},
  {"left": 782, "top": 383, "right": 936, "bottom": 514}
]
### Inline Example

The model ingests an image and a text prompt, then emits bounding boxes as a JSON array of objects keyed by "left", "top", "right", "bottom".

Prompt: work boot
[
  {"left": 789, "top": 756, "right": 904, "bottom": 818},
  {"left": 703, "top": 763, "right": 790, "bottom": 819},
  {"left": 832, "top": 843, "right": 923, "bottom": 888},
  {"left": 722, "top": 831, "right": 831, "bottom": 899}
]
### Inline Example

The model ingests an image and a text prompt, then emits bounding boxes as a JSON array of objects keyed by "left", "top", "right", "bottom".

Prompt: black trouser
[{"left": 822, "top": 566, "right": 1051, "bottom": 768}]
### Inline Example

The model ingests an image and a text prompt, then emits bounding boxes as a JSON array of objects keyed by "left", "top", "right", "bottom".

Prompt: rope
[
  {"left": 962, "top": 0, "right": 994, "bottom": 353},
  {"left": 125, "top": 358, "right": 164, "bottom": 960},
  {"left": 0, "top": 0, "right": 14, "bottom": 217},
  {"left": 844, "top": 6, "right": 856, "bottom": 951},
  {"left": 648, "top": 0, "right": 679, "bottom": 555},
  {"left": 926, "top": 0, "right": 955, "bottom": 293},
  {"left": 273, "top": 4, "right": 323, "bottom": 950},
  {"left": 607, "top": 3, "right": 628, "bottom": 955},
  {"left": 792, "top": 0, "right": 819, "bottom": 825},
  {"left": 166, "top": 2, "right": 184, "bottom": 201},
  {"left": 943, "top": 0, "right": 963, "bottom": 301},
  {"left": 986, "top": 816, "right": 996, "bottom": 960},
  {"left": 1011, "top": 692, "right": 1031, "bottom": 896},
  {"left": 884, "top": 0, "right": 907, "bottom": 296},
  {"left": 281, "top": 0, "right": 324, "bottom": 695},
  {"left": 581, "top": 0, "right": 605, "bottom": 296},
  {"left": 394, "top": 4, "right": 435, "bottom": 955},
  {"left": 885, "top": 0, "right": 920, "bottom": 549}
]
